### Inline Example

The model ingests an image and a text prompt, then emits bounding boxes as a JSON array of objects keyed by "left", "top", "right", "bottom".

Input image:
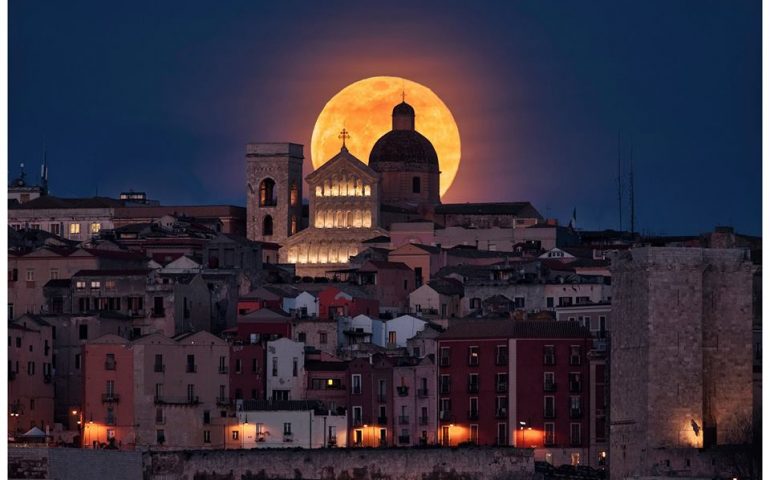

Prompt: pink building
[
  {"left": 392, "top": 356, "right": 438, "bottom": 446},
  {"left": 387, "top": 243, "right": 445, "bottom": 287},
  {"left": 82, "top": 331, "right": 230, "bottom": 450},
  {"left": 8, "top": 315, "right": 54, "bottom": 437},
  {"left": 356, "top": 260, "right": 415, "bottom": 313},
  {"left": 317, "top": 285, "right": 379, "bottom": 321}
]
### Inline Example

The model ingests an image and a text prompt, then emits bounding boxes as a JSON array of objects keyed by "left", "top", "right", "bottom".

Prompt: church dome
[
  {"left": 392, "top": 101, "right": 415, "bottom": 117},
  {"left": 369, "top": 129, "right": 439, "bottom": 172}
]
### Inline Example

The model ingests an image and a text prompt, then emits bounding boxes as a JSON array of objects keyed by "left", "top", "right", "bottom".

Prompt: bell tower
[{"left": 246, "top": 143, "right": 304, "bottom": 245}]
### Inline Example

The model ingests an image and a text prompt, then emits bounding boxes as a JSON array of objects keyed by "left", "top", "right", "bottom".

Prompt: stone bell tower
[{"left": 246, "top": 143, "right": 304, "bottom": 245}]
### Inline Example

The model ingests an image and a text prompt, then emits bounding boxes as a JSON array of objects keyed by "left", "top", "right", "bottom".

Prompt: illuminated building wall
[{"left": 610, "top": 248, "right": 753, "bottom": 478}]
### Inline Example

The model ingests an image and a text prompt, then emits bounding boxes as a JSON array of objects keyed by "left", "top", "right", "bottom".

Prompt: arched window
[
  {"left": 262, "top": 215, "right": 274, "bottom": 236},
  {"left": 323, "top": 180, "right": 330, "bottom": 197},
  {"left": 331, "top": 176, "right": 339, "bottom": 196},
  {"left": 348, "top": 177, "right": 356, "bottom": 195},
  {"left": 325, "top": 210, "right": 334, "bottom": 228},
  {"left": 290, "top": 215, "right": 297, "bottom": 235},
  {"left": 315, "top": 185, "right": 322, "bottom": 197},
  {"left": 259, "top": 178, "right": 277, "bottom": 207},
  {"left": 336, "top": 210, "right": 344, "bottom": 228},
  {"left": 290, "top": 183, "right": 298, "bottom": 206},
  {"left": 346, "top": 211, "right": 353, "bottom": 228},
  {"left": 353, "top": 210, "right": 363, "bottom": 228},
  {"left": 318, "top": 243, "right": 328, "bottom": 264},
  {"left": 329, "top": 243, "right": 338, "bottom": 263},
  {"left": 356, "top": 179, "right": 363, "bottom": 196},
  {"left": 339, "top": 175, "right": 348, "bottom": 196},
  {"left": 412, "top": 176, "right": 421, "bottom": 193},
  {"left": 315, "top": 210, "right": 324, "bottom": 228},
  {"left": 363, "top": 210, "right": 372, "bottom": 228},
  {"left": 364, "top": 185, "right": 371, "bottom": 196}
]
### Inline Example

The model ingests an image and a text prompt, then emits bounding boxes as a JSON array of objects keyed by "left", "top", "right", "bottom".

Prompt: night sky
[{"left": 9, "top": 1, "right": 761, "bottom": 235}]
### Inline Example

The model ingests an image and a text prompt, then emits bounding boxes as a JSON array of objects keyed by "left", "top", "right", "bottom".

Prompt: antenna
[
  {"left": 617, "top": 131, "right": 623, "bottom": 232},
  {"left": 629, "top": 140, "right": 635, "bottom": 235}
]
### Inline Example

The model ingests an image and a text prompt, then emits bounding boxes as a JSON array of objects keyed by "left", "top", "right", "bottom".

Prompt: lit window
[
  {"left": 26, "top": 270, "right": 34, "bottom": 282},
  {"left": 69, "top": 223, "right": 81, "bottom": 234},
  {"left": 105, "top": 280, "right": 116, "bottom": 290},
  {"left": 76, "top": 281, "right": 86, "bottom": 290},
  {"left": 90, "top": 223, "right": 101, "bottom": 233},
  {"left": 91, "top": 281, "right": 101, "bottom": 289}
]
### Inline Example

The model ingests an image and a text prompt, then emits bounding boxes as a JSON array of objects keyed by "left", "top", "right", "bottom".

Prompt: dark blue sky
[{"left": 10, "top": 1, "right": 761, "bottom": 235}]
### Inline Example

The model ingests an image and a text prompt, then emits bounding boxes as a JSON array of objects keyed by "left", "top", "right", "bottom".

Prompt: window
[
  {"left": 90, "top": 223, "right": 101, "bottom": 234},
  {"left": 69, "top": 223, "right": 81, "bottom": 235},
  {"left": 155, "top": 408, "right": 164, "bottom": 424},
  {"left": 388, "top": 331, "right": 397, "bottom": 345},
  {"left": 186, "top": 354, "right": 196, "bottom": 373},
  {"left": 352, "top": 374, "right": 362, "bottom": 394},
  {"left": 514, "top": 297, "right": 525, "bottom": 309},
  {"left": 75, "top": 354, "right": 81, "bottom": 369},
  {"left": 544, "top": 396, "right": 555, "bottom": 418},
  {"left": 544, "top": 372, "right": 555, "bottom": 391},
  {"left": 569, "top": 373, "right": 582, "bottom": 393},
  {"left": 155, "top": 383, "right": 163, "bottom": 400},
  {"left": 496, "top": 345, "right": 508, "bottom": 365},
  {"left": 570, "top": 345, "right": 582, "bottom": 366},
  {"left": 259, "top": 178, "right": 277, "bottom": 207},
  {"left": 232, "top": 430, "right": 239, "bottom": 440},
  {"left": 272, "top": 357, "right": 278, "bottom": 377},
  {"left": 187, "top": 384, "right": 196, "bottom": 403},
  {"left": 290, "top": 183, "right": 298, "bottom": 206},
  {"left": 157, "top": 429, "right": 165, "bottom": 444},
  {"left": 76, "top": 281, "right": 86, "bottom": 290},
  {"left": 292, "top": 357, "right": 298, "bottom": 377},
  {"left": 297, "top": 332, "right": 306, "bottom": 343},
  {"left": 90, "top": 281, "right": 101, "bottom": 289},
  {"left": 470, "top": 424, "right": 479, "bottom": 444},
  {"left": 319, "top": 332, "right": 327, "bottom": 344},
  {"left": 412, "top": 176, "right": 421, "bottom": 193},
  {"left": 570, "top": 423, "right": 581, "bottom": 445},
  {"left": 570, "top": 396, "right": 582, "bottom": 418},
  {"left": 353, "top": 406, "right": 363, "bottom": 424},
  {"left": 50, "top": 223, "right": 60, "bottom": 235},
  {"left": 468, "top": 346, "right": 479, "bottom": 366},
  {"left": 258, "top": 214, "right": 273, "bottom": 237},
  {"left": 470, "top": 297, "right": 481, "bottom": 309},
  {"left": 203, "top": 410, "right": 210, "bottom": 425},
  {"left": 79, "top": 325, "right": 88, "bottom": 340},
  {"left": 496, "top": 373, "right": 508, "bottom": 392},
  {"left": 468, "top": 373, "right": 479, "bottom": 393},
  {"left": 105, "top": 353, "right": 116, "bottom": 370},
  {"left": 154, "top": 354, "right": 164, "bottom": 373},
  {"left": 252, "top": 358, "right": 258, "bottom": 373},
  {"left": 440, "top": 374, "right": 451, "bottom": 394},
  {"left": 283, "top": 422, "right": 292, "bottom": 435},
  {"left": 544, "top": 345, "right": 555, "bottom": 365},
  {"left": 8, "top": 304, "right": 14, "bottom": 320},
  {"left": 50, "top": 269, "right": 59, "bottom": 280},
  {"left": 26, "top": 269, "right": 34, "bottom": 282},
  {"left": 545, "top": 423, "right": 555, "bottom": 445},
  {"left": 235, "top": 359, "right": 242, "bottom": 374},
  {"left": 469, "top": 397, "right": 479, "bottom": 418}
]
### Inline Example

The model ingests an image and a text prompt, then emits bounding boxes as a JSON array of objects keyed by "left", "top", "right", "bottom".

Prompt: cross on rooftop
[{"left": 338, "top": 128, "right": 350, "bottom": 149}]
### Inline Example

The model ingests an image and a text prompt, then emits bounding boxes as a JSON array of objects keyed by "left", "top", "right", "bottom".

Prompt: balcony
[
  {"left": 439, "top": 384, "right": 451, "bottom": 394},
  {"left": 101, "top": 393, "right": 120, "bottom": 403},
  {"left": 104, "top": 361, "right": 117, "bottom": 371},
  {"left": 154, "top": 364, "right": 165, "bottom": 373},
  {"left": 377, "top": 394, "right": 387, "bottom": 403},
  {"left": 569, "top": 382, "right": 582, "bottom": 393},
  {"left": 216, "top": 397, "right": 230, "bottom": 406},
  {"left": 468, "top": 410, "right": 479, "bottom": 420},
  {"left": 419, "top": 416, "right": 429, "bottom": 425},
  {"left": 218, "top": 366, "right": 229, "bottom": 374},
  {"left": 377, "top": 416, "right": 388, "bottom": 425},
  {"left": 544, "top": 355, "right": 555, "bottom": 366},
  {"left": 495, "top": 355, "right": 508, "bottom": 366},
  {"left": 468, "top": 357, "right": 479, "bottom": 367},
  {"left": 396, "top": 386, "right": 409, "bottom": 397},
  {"left": 398, "top": 435, "right": 410, "bottom": 444},
  {"left": 353, "top": 418, "right": 364, "bottom": 427},
  {"left": 186, "top": 364, "right": 197, "bottom": 373},
  {"left": 495, "top": 408, "right": 507, "bottom": 419},
  {"left": 439, "top": 357, "right": 450, "bottom": 367},
  {"left": 569, "top": 356, "right": 581, "bottom": 366},
  {"left": 496, "top": 383, "right": 508, "bottom": 393},
  {"left": 154, "top": 395, "right": 199, "bottom": 405},
  {"left": 544, "top": 410, "right": 556, "bottom": 419},
  {"left": 467, "top": 383, "right": 479, "bottom": 394},
  {"left": 398, "top": 415, "right": 409, "bottom": 425},
  {"left": 570, "top": 408, "right": 583, "bottom": 419},
  {"left": 439, "top": 411, "right": 452, "bottom": 422},
  {"left": 544, "top": 382, "right": 557, "bottom": 392},
  {"left": 417, "top": 388, "right": 429, "bottom": 398}
]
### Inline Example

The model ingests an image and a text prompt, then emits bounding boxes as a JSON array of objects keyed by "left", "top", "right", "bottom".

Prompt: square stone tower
[
  {"left": 609, "top": 248, "right": 753, "bottom": 479},
  {"left": 246, "top": 143, "right": 303, "bottom": 245}
]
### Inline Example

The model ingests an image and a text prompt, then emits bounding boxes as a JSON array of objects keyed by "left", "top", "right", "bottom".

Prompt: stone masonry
[{"left": 609, "top": 247, "right": 753, "bottom": 479}]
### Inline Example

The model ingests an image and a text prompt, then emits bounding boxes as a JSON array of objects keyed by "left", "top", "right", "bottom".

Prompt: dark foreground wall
[{"left": 9, "top": 446, "right": 534, "bottom": 480}]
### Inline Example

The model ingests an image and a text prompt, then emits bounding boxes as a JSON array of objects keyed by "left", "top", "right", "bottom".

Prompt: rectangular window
[
  {"left": 203, "top": 430, "right": 211, "bottom": 443},
  {"left": 155, "top": 408, "right": 164, "bottom": 424},
  {"left": 79, "top": 325, "right": 88, "bottom": 340},
  {"left": 570, "top": 423, "right": 581, "bottom": 445},
  {"left": 468, "top": 373, "right": 479, "bottom": 393},
  {"left": 90, "top": 281, "right": 101, "bottom": 289},
  {"left": 546, "top": 297, "right": 554, "bottom": 308},
  {"left": 545, "top": 423, "right": 555, "bottom": 445},
  {"left": 319, "top": 332, "right": 327, "bottom": 344},
  {"left": 412, "top": 176, "right": 421, "bottom": 193},
  {"left": 154, "top": 354, "right": 164, "bottom": 372},
  {"left": 388, "top": 331, "right": 397, "bottom": 344},
  {"left": 496, "top": 345, "right": 508, "bottom": 365},
  {"left": 513, "top": 297, "right": 525, "bottom": 309},
  {"left": 235, "top": 359, "right": 242, "bottom": 374},
  {"left": 272, "top": 357, "right": 278, "bottom": 377},
  {"left": 76, "top": 281, "right": 86, "bottom": 290},
  {"left": 470, "top": 424, "right": 479, "bottom": 444},
  {"left": 352, "top": 374, "right": 362, "bottom": 394},
  {"left": 187, "top": 384, "right": 196, "bottom": 403},
  {"left": 292, "top": 357, "right": 298, "bottom": 377},
  {"left": 283, "top": 422, "right": 292, "bottom": 435},
  {"left": 440, "top": 374, "right": 451, "bottom": 394},
  {"left": 90, "top": 223, "right": 101, "bottom": 234},
  {"left": 50, "top": 223, "right": 61, "bottom": 235},
  {"left": 439, "top": 346, "right": 451, "bottom": 366},
  {"left": 544, "top": 345, "right": 555, "bottom": 365},
  {"left": 75, "top": 354, "right": 81, "bottom": 369},
  {"left": 50, "top": 269, "right": 59, "bottom": 280},
  {"left": 570, "top": 396, "right": 582, "bottom": 418},
  {"left": 496, "top": 373, "right": 508, "bottom": 392},
  {"left": 203, "top": 410, "right": 210, "bottom": 425},
  {"left": 69, "top": 223, "right": 81, "bottom": 235},
  {"left": 468, "top": 346, "right": 479, "bottom": 366},
  {"left": 105, "top": 353, "right": 116, "bottom": 370},
  {"left": 569, "top": 373, "right": 582, "bottom": 393},
  {"left": 252, "top": 358, "right": 258, "bottom": 373},
  {"left": 353, "top": 406, "right": 363, "bottom": 424},
  {"left": 187, "top": 354, "right": 196, "bottom": 373},
  {"left": 26, "top": 269, "right": 34, "bottom": 282},
  {"left": 544, "top": 372, "right": 556, "bottom": 392},
  {"left": 570, "top": 345, "right": 582, "bottom": 365},
  {"left": 232, "top": 430, "right": 239, "bottom": 440},
  {"left": 544, "top": 396, "right": 555, "bottom": 418},
  {"left": 157, "top": 429, "right": 165, "bottom": 444}
]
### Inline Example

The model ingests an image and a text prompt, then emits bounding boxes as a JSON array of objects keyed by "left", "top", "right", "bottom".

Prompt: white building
[
  {"left": 233, "top": 400, "right": 347, "bottom": 448},
  {"left": 283, "top": 291, "right": 319, "bottom": 318},
  {"left": 383, "top": 314, "right": 428, "bottom": 348},
  {"left": 266, "top": 338, "right": 305, "bottom": 401}
]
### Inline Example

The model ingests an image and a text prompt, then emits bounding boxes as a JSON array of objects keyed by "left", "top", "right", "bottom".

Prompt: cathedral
[{"left": 245, "top": 99, "right": 542, "bottom": 276}]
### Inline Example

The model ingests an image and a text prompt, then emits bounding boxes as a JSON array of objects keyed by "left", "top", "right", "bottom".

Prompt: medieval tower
[{"left": 246, "top": 143, "right": 303, "bottom": 244}]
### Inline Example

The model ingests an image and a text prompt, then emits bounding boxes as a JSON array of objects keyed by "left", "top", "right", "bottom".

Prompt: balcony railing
[
  {"left": 496, "top": 383, "right": 508, "bottom": 393},
  {"left": 468, "top": 410, "right": 479, "bottom": 420},
  {"left": 397, "top": 386, "right": 409, "bottom": 396},
  {"left": 495, "top": 355, "right": 508, "bottom": 366},
  {"left": 154, "top": 395, "right": 199, "bottom": 405},
  {"left": 216, "top": 397, "right": 230, "bottom": 406},
  {"left": 439, "top": 357, "right": 450, "bottom": 367},
  {"left": 570, "top": 408, "right": 583, "bottom": 419},
  {"left": 419, "top": 416, "right": 429, "bottom": 425},
  {"left": 154, "top": 364, "right": 165, "bottom": 373},
  {"left": 377, "top": 416, "right": 388, "bottom": 425},
  {"left": 544, "top": 410, "right": 556, "bottom": 419},
  {"left": 544, "top": 382, "right": 557, "bottom": 392},
  {"left": 495, "top": 409, "right": 507, "bottom": 419},
  {"left": 218, "top": 366, "right": 229, "bottom": 374},
  {"left": 101, "top": 393, "right": 120, "bottom": 403},
  {"left": 398, "top": 415, "right": 409, "bottom": 425},
  {"left": 569, "top": 382, "right": 582, "bottom": 393},
  {"left": 439, "top": 383, "right": 451, "bottom": 394},
  {"left": 467, "top": 383, "right": 479, "bottom": 394},
  {"left": 104, "top": 361, "right": 116, "bottom": 370},
  {"left": 417, "top": 388, "right": 429, "bottom": 398}
]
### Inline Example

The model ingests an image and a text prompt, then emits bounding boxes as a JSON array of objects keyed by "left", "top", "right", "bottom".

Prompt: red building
[
  {"left": 346, "top": 354, "right": 394, "bottom": 447},
  {"left": 437, "top": 319, "right": 592, "bottom": 466},
  {"left": 318, "top": 285, "right": 379, "bottom": 320},
  {"left": 305, "top": 359, "right": 349, "bottom": 411}
]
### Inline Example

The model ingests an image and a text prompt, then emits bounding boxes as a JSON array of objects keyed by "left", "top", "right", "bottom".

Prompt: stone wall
[{"left": 9, "top": 446, "right": 533, "bottom": 480}]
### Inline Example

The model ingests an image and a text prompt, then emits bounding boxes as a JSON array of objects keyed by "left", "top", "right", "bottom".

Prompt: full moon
[{"left": 311, "top": 76, "right": 461, "bottom": 198}]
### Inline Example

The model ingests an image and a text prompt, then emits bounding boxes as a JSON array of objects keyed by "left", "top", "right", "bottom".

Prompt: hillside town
[{"left": 7, "top": 101, "right": 762, "bottom": 480}]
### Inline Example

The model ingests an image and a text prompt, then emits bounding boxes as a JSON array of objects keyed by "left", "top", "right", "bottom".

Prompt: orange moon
[{"left": 311, "top": 76, "right": 461, "bottom": 197}]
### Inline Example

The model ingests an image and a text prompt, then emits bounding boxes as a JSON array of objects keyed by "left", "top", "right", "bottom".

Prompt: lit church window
[
  {"left": 318, "top": 244, "right": 328, "bottom": 263},
  {"left": 325, "top": 210, "right": 334, "bottom": 228},
  {"left": 290, "top": 183, "right": 298, "bottom": 206},
  {"left": 364, "top": 185, "right": 371, "bottom": 196},
  {"left": 324, "top": 180, "right": 330, "bottom": 196},
  {"left": 315, "top": 210, "right": 324, "bottom": 228},
  {"left": 329, "top": 244, "right": 338, "bottom": 263},
  {"left": 348, "top": 177, "right": 356, "bottom": 195},
  {"left": 288, "top": 247, "right": 298, "bottom": 264},
  {"left": 259, "top": 178, "right": 277, "bottom": 207},
  {"left": 315, "top": 186, "right": 322, "bottom": 197},
  {"left": 331, "top": 176, "right": 339, "bottom": 196},
  {"left": 336, "top": 211, "right": 344, "bottom": 228},
  {"left": 363, "top": 210, "right": 372, "bottom": 228},
  {"left": 346, "top": 211, "right": 353, "bottom": 227},
  {"left": 353, "top": 210, "right": 363, "bottom": 228},
  {"left": 309, "top": 244, "right": 318, "bottom": 264},
  {"left": 355, "top": 179, "right": 363, "bottom": 196},
  {"left": 340, "top": 175, "right": 347, "bottom": 196}
]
